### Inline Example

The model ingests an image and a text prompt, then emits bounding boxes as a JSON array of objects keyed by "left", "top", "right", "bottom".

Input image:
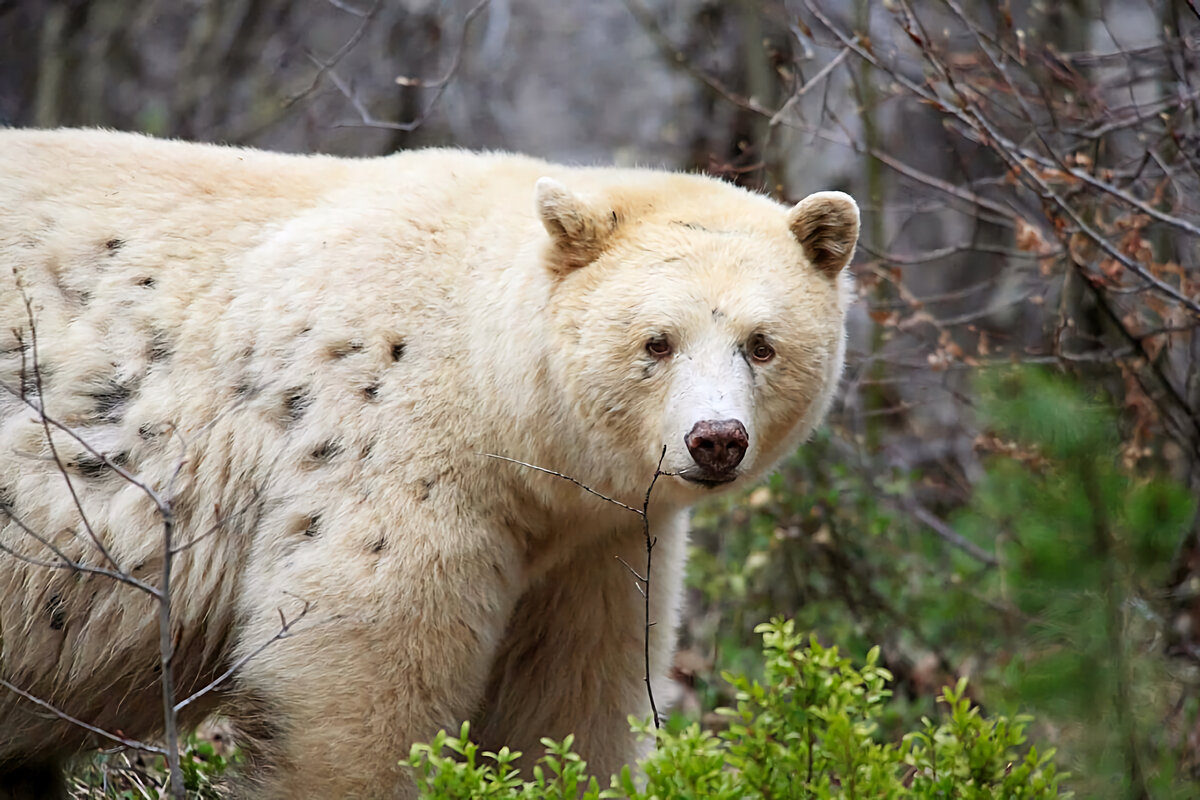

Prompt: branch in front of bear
[
  {"left": 0, "top": 675, "right": 168, "bottom": 755},
  {"left": 2, "top": 309, "right": 310, "bottom": 797},
  {"left": 483, "top": 447, "right": 672, "bottom": 729},
  {"left": 0, "top": 294, "right": 162, "bottom": 596},
  {"left": 637, "top": 446, "right": 669, "bottom": 730},
  {"left": 3, "top": 289, "right": 295, "bottom": 799},
  {"left": 481, "top": 453, "right": 643, "bottom": 514},
  {"left": 612, "top": 448, "right": 670, "bottom": 730},
  {"left": 174, "top": 602, "right": 311, "bottom": 714},
  {"left": 11, "top": 294, "right": 124, "bottom": 575},
  {"left": 2, "top": 289, "right": 186, "bottom": 796},
  {"left": 0, "top": 501, "right": 159, "bottom": 594}
]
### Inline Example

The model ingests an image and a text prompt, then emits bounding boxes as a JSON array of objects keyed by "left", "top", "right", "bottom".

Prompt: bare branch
[
  {"left": 0, "top": 505, "right": 160, "bottom": 596},
  {"left": 0, "top": 676, "right": 167, "bottom": 755},
  {"left": 330, "top": 0, "right": 491, "bottom": 132},
  {"left": 286, "top": 0, "right": 382, "bottom": 108},
  {"left": 898, "top": 500, "right": 998, "bottom": 567},
  {"left": 174, "top": 600, "right": 310, "bottom": 713},
  {"left": 484, "top": 446, "right": 670, "bottom": 729},
  {"left": 481, "top": 453, "right": 641, "bottom": 514}
]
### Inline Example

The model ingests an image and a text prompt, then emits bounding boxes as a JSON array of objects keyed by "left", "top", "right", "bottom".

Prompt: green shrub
[
  {"left": 406, "top": 618, "right": 1067, "bottom": 799},
  {"left": 70, "top": 732, "right": 236, "bottom": 799}
]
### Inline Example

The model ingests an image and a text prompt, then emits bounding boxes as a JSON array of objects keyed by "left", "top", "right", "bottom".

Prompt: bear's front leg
[
  {"left": 227, "top": 526, "right": 521, "bottom": 800},
  {"left": 473, "top": 512, "right": 689, "bottom": 783}
]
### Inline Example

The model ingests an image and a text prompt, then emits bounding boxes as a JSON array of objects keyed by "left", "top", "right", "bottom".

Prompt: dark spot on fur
[
  {"left": 0, "top": 486, "right": 13, "bottom": 513},
  {"left": 45, "top": 594, "right": 66, "bottom": 630},
  {"left": 303, "top": 514, "right": 322, "bottom": 538},
  {"left": 712, "top": 308, "right": 724, "bottom": 319},
  {"left": 309, "top": 439, "right": 342, "bottom": 463},
  {"left": 418, "top": 477, "right": 436, "bottom": 502},
  {"left": 137, "top": 277, "right": 155, "bottom": 288},
  {"left": 105, "top": 238, "right": 124, "bottom": 252},
  {"left": 390, "top": 341, "right": 406, "bottom": 362},
  {"left": 149, "top": 330, "right": 172, "bottom": 362},
  {"left": 71, "top": 451, "right": 127, "bottom": 478},
  {"left": 328, "top": 340, "right": 364, "bottom": 359},
  {"left": 282, "top": 388, "right": 311, "bottom": 425},
  {"left": 360, "top": 441, "right": 374, "bottom": 459},
  {"left": 370, "top": 536, "right": 386, "bottom": 554},
  {"left": 89, "top": 379, "right": 136, "bottom": 423},
  {"left": 71, "top": 454, "right": 108, "bottom": 478},
  {"left": 78, "top": 290, "right": 91, "bottom": 306},
  {"left": 139, "top": 423, "right": 160, "bottom": 440},
  {"left": 641, "top": 362, "right": 654, "bottom": 381},
  {"left": 363, "top": 383, "right": 380, "bottom": 401}
]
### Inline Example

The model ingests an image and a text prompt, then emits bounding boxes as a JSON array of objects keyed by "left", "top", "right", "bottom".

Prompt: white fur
[
  {"left": 0, "top": 129, "right": 858, "bottom": 798},
  {"left": 659, "top": 337, "right": 756, "bottom": 477}
]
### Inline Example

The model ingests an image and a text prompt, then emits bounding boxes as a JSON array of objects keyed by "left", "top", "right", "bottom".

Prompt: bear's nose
[{"left": 685, "top": 419, "right": 749, "bottom": 475}]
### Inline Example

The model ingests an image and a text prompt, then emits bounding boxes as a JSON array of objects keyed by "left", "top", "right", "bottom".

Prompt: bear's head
[{"left": 536, "top": 174, "right": 858, "bottom": 503}]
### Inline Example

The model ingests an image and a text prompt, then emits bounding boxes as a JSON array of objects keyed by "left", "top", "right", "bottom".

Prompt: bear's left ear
[
  {"left": 787, "top": 191, "right": 860, "bottom": 276},
  {"left": 535, "top": 177, "right": 615, "bottom": 272}
]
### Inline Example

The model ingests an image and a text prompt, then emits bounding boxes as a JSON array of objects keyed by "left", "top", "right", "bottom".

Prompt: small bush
[
  {"left": 407, "top": 618, "right": 1067, "bottom": 799},
  {"left": 70, "top": 731, "right": 236, "bottom": 799}
]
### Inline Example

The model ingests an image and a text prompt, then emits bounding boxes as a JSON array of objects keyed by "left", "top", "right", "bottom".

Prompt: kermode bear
[{"left": 0, "top": 129, "right": 858, "bottom": 798}]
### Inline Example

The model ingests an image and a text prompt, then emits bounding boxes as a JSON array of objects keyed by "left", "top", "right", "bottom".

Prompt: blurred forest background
[{"left": 2, "top": 0, "right": 1199, "bottom": 796}]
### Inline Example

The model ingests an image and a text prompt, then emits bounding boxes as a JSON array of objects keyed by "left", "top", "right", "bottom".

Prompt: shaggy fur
[{"left": 0, "top": 129, "right": 858, "bottom": 798}]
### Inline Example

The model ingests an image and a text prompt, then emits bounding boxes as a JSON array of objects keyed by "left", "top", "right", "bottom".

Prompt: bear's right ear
[
  {"left": 535, "top": 177, "right": 614, "bottom": 272},
  {"left": 787, "top": 191, "right": 860, "bottom": 276}
]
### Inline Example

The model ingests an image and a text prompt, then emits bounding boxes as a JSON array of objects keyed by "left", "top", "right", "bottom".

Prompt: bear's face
[{"left": 538, "top": 179, "right": 858, "bottom": 500}]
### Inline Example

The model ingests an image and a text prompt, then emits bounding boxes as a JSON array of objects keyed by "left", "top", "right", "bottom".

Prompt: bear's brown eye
[
  {"left": 646, "top": 337, "right": 672, "bottom": 358},
  {"left": 750, "top": 336, "right": 775, "bottom": 363}
]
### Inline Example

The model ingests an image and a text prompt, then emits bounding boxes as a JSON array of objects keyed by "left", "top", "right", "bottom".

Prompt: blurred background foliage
[
  {"left": 688, "top": 369, "right": 1196, "bottom": 797},
  {"left": 3, "top": 0, "right": 1199, "bottom": 796}
]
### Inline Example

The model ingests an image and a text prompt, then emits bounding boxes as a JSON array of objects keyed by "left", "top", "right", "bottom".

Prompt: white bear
[{"left": 0, "top": 129, "right": 857, "bottom": 799}]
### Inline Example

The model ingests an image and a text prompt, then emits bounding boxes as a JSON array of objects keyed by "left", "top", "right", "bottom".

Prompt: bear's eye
[
  {"left": 749, "top": 335, "right": 775, "bottom": 364},
  {"left": 645, "top": 336, "right": 672, "bottom": 358}
]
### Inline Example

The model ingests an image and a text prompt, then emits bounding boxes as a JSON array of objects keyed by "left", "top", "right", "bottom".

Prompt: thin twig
[
  {"left": 0, "top": 505, "right": 160, "bottom": 595},
  {"left": 3, "top": 289, "right": 190, "bottom": 796},
  {"left": 485, "top": 446, "right": 671, "bottom": 729},
  {"left": 0, "top": 677, "right": 167, "bottom": 755},
  {"left": 900, "top": 500, "right": 999, "bottom": 567},
  {"left": 330, "top": 0, "right": 491, "bottom": 132},
  {"left": 175, "top": 602, "right": 310, "bottom": 713},
  {"left": 286, "top": 0, "right": 382, "bottom": 107},
  {"left": 802, "top": 0, "right": 1200, "bottom": 317},
  {"left": 769, "top": 47, "right": 852, "bottom": 128},
  {"left": 481, "top": 453, "right": 641, "bottom": 513},
  {"left": 638, "top": 446, "right": 669, "bottom": 729},
  {"left": 158, "top": 499, "right": 183, "bottom": 797},
  {"left": 18, "top": 293, "right": 122, "bottom": 572}
]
